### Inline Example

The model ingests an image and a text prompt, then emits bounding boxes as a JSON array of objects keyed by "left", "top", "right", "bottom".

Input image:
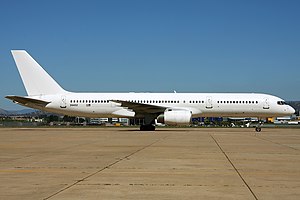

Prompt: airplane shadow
[{"left": 116, "top": 129, "right": 172, "bottom": 132}]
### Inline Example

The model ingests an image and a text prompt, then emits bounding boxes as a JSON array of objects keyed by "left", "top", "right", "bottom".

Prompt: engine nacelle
[{"left": 158, "top": 109, "right": 192, "bottom": 126}]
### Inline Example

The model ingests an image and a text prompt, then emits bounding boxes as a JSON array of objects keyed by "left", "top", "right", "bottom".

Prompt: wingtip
[{"left": 5, "top": 95, "right": 15, "bottom": 100}]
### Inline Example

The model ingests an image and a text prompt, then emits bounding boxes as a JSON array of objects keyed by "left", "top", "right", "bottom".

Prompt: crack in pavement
[
  {"left": 209, "top": 133, "right": 259, "bottom": 200},
  {"left": 44, "top": 135, "right": 169, "bottom": 200},
  {"left": 248, "top": 134, "right": 299, "bottom": 151}
]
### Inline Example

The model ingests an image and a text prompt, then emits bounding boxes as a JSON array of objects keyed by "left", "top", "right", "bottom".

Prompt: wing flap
[{"left": 111, "top": 100, "right": 166, "bottom": 114}]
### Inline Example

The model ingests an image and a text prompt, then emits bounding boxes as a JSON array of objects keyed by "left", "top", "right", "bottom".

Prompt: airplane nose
[{"left": 288, "top": 106, "right": 295, "bottom": 115}]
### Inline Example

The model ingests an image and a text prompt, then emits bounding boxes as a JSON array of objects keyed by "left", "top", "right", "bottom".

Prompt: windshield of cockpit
[{"left": 277, "top": 101, "right": 287, "bottom": 105}]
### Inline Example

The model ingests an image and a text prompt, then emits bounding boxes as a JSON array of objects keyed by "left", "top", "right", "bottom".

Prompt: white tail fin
[{"left": 11, "top": 50, "right": 66, "bottom": 96}]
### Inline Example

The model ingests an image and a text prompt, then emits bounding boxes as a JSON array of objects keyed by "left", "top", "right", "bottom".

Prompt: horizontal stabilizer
[{"left": 5, "top": 96, "right": 50, "bottom": 107}]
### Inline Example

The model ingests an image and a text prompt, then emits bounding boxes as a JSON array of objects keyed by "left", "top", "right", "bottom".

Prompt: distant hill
[
  {"left": 0, "top": 108, "right": 37, "bottom": 116},
  {"left": 0, "top": 108, "right": 9, "bottom": 115}
]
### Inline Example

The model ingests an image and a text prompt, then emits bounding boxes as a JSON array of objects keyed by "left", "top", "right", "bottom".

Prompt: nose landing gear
[
  {"left": 255, "top": 119, "right": 263, "bottom": 132},
  {"left": 255, "top": 127, "right": 262, "bottom": 132}
]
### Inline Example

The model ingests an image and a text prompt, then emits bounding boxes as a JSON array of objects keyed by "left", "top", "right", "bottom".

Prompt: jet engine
[{"left": 157, "top": 109, "right": 192, "bottom": 126}]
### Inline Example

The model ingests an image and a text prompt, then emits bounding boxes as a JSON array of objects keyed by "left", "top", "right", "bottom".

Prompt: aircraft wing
[
  {"left": 112, "top": 100, "right": 166, "bottom": 114},
  {"left": 5, "top": 95, "right": 50, "bottom": 107}
]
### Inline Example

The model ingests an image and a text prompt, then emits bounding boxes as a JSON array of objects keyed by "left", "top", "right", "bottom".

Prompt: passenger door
[
  {"left": 60, "top": 95, "right": 67, "bottom": 108},
  {"left": 263, "top": 98, "right": 269, "bottom": 109},
  {"left": 206, "top": 96, "right": 213, "bottom": 109}
]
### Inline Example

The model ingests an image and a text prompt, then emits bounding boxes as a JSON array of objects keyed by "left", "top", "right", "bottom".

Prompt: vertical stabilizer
[{"left": 11, "top": 50, "right": 66, "bottom": 96}]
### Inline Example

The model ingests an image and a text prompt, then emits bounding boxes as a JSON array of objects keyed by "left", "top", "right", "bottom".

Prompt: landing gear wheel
[
  {"left": 255, "top": 127, "right": 261, "bottom": 132},
  {"left": 140, "top": 125, "right": 155, "bottom": 131}
]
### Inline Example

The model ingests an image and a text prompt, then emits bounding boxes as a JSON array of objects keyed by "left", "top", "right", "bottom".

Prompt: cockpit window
[{"left": 277, "top": 101, "right": 287, "bottom": 105}]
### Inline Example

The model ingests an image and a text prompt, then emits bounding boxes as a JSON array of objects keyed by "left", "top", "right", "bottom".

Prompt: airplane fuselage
[{"left": 28, "top": 92, "right": 293, "bottom": 118}]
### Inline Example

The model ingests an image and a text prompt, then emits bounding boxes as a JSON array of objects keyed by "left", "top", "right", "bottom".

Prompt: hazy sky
[{"left": 1, "top": 0, "right": 299, "bottom": 110}]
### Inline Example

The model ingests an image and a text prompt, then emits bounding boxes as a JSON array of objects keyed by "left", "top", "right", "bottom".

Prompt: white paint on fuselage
[{"left": 32, "top": 92, "right": 294, "bottom": 118}]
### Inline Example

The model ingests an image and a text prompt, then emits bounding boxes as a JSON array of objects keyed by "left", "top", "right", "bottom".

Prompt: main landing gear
[
  {"left": 140, "top": 124, "right": 156, "bottom": 131},
  {"left": 140, "top": 115, "right": 156, "bottom": 131}
]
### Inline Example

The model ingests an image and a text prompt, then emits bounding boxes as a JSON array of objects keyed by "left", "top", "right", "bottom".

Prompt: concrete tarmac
[{"left": 0, "top": 128, "right": 299, "bottom": 200}]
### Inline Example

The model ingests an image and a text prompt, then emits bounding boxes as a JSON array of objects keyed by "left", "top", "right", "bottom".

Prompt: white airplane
[{"left": 6, "top": 50, "right": 295, "bottom": 131}]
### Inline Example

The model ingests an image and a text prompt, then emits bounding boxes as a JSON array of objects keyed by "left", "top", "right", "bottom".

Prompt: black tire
[
  {"left": 140, "top": 125, "right": 155, "bottom": 131},
  {"left": 255, "top": 127, "right": 261, "bottom": 132}
]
